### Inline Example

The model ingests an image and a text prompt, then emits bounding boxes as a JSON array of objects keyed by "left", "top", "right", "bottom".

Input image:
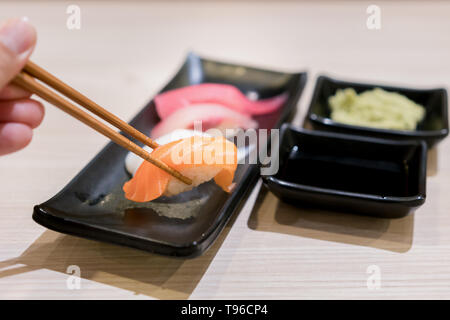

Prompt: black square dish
[
  {"left": 306, "top": 75, "right": 448, "bottom": 147},
  {"left": 262, "top": 124, "right": 427, "bottom": 218},
  {"left": 32, "top": 53, "right": 307, "bottom": 257}
]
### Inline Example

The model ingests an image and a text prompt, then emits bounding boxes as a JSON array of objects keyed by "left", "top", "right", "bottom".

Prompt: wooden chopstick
[
  {"left": 12, "top": 71, "right": 192, "bottom": 185},
  {"left": 24, "top": 61, "right": 159, "bottom": 149}
]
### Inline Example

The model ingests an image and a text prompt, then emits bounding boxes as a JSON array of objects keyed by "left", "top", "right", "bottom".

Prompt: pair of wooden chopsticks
[{"left": 12, "top": 61, "right": 192, "bottom": 185}]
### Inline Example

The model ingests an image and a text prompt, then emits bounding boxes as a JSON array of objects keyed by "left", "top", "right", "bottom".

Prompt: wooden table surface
[{"left": 1, "top": 1, "right": 449, "bottom": 299}]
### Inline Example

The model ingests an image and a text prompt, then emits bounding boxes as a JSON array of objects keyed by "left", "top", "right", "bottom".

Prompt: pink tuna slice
[
  {"left": 151, "top": 104, "right": 258, "bottom": 139},
  {"left": 154, "top": 83, "right": 288, "bottom": 120}
]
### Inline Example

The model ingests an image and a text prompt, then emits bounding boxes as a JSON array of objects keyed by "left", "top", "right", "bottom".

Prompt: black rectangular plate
[
  {"left": 306, "top": 75, "right": 449, "bottom": 147},
  {"left": 262, "top": 124, "right": 427, "bottom": 219},
  {"left": 33, "top": 53, "right": 307, "bottom": 258}
]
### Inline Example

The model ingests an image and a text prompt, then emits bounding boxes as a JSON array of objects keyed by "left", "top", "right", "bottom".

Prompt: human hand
[{"left": 0, "top": 17, "right": 44, "bottom": 156}]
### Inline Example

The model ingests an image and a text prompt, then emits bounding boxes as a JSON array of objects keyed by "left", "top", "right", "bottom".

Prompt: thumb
[{"left": 0, "top": 17, "right": 36, "bottom": 88}]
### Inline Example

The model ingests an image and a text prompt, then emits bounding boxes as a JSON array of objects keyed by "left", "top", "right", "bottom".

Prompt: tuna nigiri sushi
[
  {"left": 123, "top": 135, "right": 237, "bottom": 202},
  {"left": 154, "top": 83, "right": 288, "bottom": 119}
]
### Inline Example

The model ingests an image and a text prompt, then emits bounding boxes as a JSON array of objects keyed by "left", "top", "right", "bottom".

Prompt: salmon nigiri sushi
[{"left": 123, "top": 135, "right": 237, "bottom": 202}]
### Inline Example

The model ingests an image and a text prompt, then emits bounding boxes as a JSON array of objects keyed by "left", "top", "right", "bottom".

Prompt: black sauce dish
[
  {"left": 306, "top": 75, "right": 449, "bottom": 147},
  {"left": 262, "top": 124, "right": 427, "bottom": 218}
]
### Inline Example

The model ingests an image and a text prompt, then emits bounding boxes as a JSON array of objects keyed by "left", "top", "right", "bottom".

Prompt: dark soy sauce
[{"left": 279, "top": 145, "right": 410, "bottom": 197}]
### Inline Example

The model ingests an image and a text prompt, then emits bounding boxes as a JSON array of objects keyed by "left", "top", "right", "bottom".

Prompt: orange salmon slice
[{"left": 123, "top": 136, "right": 237, "bottom": 202}]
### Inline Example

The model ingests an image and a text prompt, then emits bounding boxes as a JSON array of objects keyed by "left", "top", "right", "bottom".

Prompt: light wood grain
[{"left": 0, "top": 0, "right": 450, "bottom": 299}]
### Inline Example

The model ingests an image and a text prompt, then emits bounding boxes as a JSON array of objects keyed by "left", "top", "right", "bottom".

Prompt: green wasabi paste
[{"left": 328, "top": 87, "right": 425, "bottom": 130}]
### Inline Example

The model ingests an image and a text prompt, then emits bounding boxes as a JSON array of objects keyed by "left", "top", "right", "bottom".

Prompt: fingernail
[{"left": 0, "top": 17, "right": 36, "bottom": 55}]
